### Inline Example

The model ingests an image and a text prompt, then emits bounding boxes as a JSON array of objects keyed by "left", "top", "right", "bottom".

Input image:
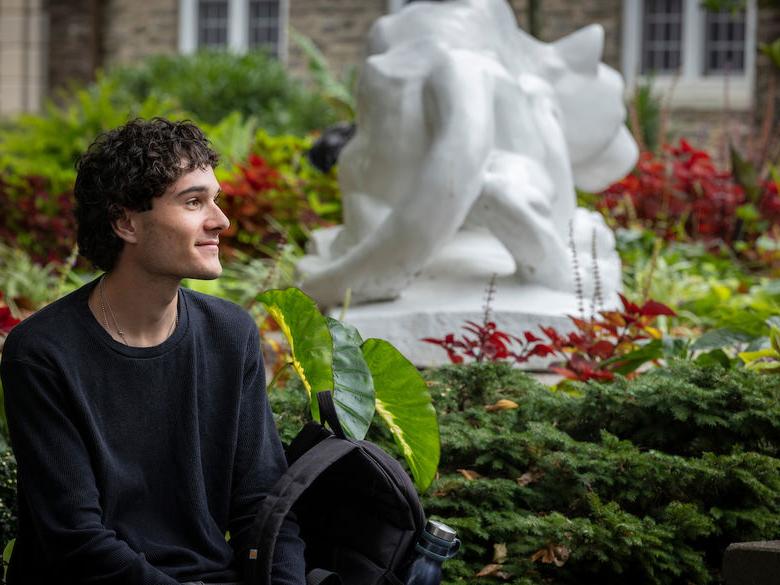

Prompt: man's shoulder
[
  {"left": 181, "top": 286, "right": 256, "bottom": 332},
  {"left": 2, "top": 284, "right": 89, "bottom": 365}
]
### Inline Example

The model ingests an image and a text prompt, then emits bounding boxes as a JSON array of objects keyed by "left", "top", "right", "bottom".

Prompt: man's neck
[{"left": 89, "top": 267, "right": 180, "bottom": 348}]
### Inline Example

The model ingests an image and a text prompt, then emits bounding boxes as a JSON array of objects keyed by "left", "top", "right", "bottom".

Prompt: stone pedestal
[
  {"left": 331, "top": 230, "right": 618, "bottom": 368},
  {"left": 723, "top": 541, "right": 780, "bottom": 585}
]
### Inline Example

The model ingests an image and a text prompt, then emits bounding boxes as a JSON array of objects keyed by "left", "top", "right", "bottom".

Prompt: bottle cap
[{"left": 425, "top": 519, "right": 457, "bottom": 542}]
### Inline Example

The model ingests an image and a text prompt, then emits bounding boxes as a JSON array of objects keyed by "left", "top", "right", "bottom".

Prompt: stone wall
[
  {"left": 507, "top": 0, "right": 623, "bottom": 69},
  {"left": 286, "top": 0, "right": 623, "bottom": 80},
  {"left": 287, "top": 0, "right": 385, "bottom": 80},
  {"left": 47, "top": 0, "right": 96, "bottom": 96},
  {"left": 101, "top": 0, "right": 179, "bottom": 69},
  {"left": 0, "top": 0, "right": 46, "bottom": 115},
  {"left": 753, "top": 3, "right": 780, "bottom": 165}
]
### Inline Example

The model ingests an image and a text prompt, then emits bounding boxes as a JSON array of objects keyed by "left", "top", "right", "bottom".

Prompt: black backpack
[{"left": 244, "top": 391, "right": 427, "bottom": 585}]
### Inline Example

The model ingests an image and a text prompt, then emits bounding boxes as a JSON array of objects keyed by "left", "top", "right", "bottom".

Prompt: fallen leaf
[
  {"left": 530, "top": 543, "right": 570, "bottom": 567},
  {"left": 457, "top": 469, "right": 482, "bottom": 481},
  {"left": 493, "top": 543, "right": 507, "bottom": 564},
  {"left": 475, "top": 564, "right": 512, "bottom": 580},
  {"left": 516, "top": 468, "right": 544, "bottom": 486},
  {"left": 485, "top": 399, "right": 519, "bottom": 412}
]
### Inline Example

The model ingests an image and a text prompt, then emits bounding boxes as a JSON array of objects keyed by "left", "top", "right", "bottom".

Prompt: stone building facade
[
  {"left": 0, "top": 0, "right": 46, "bottom": 115},
  {"left": 0, "top": 0, "right": 777, "bottom": 160}
]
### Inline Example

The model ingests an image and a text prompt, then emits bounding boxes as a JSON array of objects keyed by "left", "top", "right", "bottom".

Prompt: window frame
[
  {"left": 179, "top": 0, "right": 289, "bottom": 61},
  {"left": 622, "top": 0, "right": 757, "bottom": 110}
]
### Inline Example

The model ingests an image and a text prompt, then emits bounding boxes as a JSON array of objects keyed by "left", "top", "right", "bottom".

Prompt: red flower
[{"left": 0, "top": 305, "right": 20, "bottom": 335}]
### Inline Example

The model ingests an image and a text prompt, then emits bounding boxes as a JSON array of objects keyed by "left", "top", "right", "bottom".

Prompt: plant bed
[{"left": 271, "top": 361, "right": 780, "bottom": 585}]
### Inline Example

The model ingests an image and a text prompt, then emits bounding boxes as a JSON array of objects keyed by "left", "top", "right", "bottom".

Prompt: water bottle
[{"left": 405, "top": 520, "right": 461, "bottom": 585}]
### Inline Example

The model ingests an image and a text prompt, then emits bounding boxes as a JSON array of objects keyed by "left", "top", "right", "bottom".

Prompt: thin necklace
[{"left": 99, "top": 276, "right": 178, "bottom": 345}]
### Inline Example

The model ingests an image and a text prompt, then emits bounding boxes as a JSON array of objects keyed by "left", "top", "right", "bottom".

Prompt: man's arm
[
  {"left": 227, "top": 326, "right": 306, "bottom": 585},
  {"left": 1, "top": 357, "right": 181, "bottom": 585}
]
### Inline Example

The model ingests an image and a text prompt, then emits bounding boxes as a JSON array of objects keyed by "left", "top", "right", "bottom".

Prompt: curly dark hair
[{"left": 74, "top": 117, "right": 220, "bottom": 271}]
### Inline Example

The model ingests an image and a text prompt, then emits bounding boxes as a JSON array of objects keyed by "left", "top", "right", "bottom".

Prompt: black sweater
[{"left": 0, "top": 281, "right": 305, "bottom": 584}]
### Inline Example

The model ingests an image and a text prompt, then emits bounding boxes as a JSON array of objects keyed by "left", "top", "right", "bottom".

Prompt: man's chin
[{"left": 185, "top": 265, "right": 223, "bottom": 281}]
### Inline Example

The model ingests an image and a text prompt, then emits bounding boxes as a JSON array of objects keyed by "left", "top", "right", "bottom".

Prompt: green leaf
[
  {"left": 606, "top": 340, "right": 664, "bottom": 376},
  {"left": 361, "top": 339, "right": 440, "bottom": 492},
  {"left": 2, "top": 539, "right": 13, "bottom": 578},
  {"left": 770, "top": 326, "right": 780, "bottom": 354},
  {"left": 326, "top": 317, "right": 375, "bottom": 440},
  {"left": 691, "top": 328, "right": 754, "bottom": 351},
  {"left": 739, "top": 348, "right": 779, "bottom": 366},
  {"left": 258, "top": 288, "right": 333, "bottom": 420},
  {"left": 694, "top": 349, "right": 733, "bottom": 369},
  {"left": 730, "top": 144, "right": 761, "bottom": 202},
  {"left": 745, "top": 359, "right": 780, "bottom": 373},
  {"left": 760, "top": 38, "right": 780, "bottom": 69},
  {"left": 735, "top": 203, "right": 760, "bottom": 222}
]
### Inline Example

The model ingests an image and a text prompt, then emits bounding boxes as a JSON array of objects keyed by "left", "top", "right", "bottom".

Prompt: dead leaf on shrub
[
  {"left": 516, "top": 468, "right": 544, "bottom": 486},
  {"left": 485, "top": 399, "right": 519, "bottom": 412},
  {"left": 475, "top": 563, "right": 512, "bottom": 580},
  {"left": 493, "top": 543, "right": 507, "bottom": 564},
  {"left": 457, "top": 469, "right": 482, "bottom": 480},
  {"left": 530, "top": 543, "right": 570, "bottom": 567}
]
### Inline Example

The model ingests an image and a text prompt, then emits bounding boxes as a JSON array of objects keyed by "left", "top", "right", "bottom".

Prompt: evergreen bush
[
  {"left": 272, "top": 361, "right": 780, "bottom": 585},
  {"left": 106, "top": 51, "right": 341, "bottom": 134}
]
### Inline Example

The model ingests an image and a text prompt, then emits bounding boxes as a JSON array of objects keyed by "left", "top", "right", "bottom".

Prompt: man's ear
[{"left": 112, "top": 209, "right": 139, "bottom": 244}]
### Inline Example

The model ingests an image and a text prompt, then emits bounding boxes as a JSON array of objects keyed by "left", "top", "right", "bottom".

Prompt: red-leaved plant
[
  {"left": 596, "top": 138, "right": 779, "bottom": 245},
  {"left": 0, "top": 292, "right": 20, "bottom": 337},
  {"left": 423, "top": 294, "right": 676, "bottom": 382}
]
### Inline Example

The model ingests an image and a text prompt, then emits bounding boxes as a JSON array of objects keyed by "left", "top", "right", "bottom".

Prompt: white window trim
[
  {"left": 179, "top": 0, "right": 289, "bottom": 61},
  {"left": 621, "top": 0, "right": 757, "bottom": 110}
]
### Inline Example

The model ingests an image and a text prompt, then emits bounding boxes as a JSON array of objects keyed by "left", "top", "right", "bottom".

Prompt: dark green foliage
[
  {"left": 0, "top": 450, "right": 16, "bottom": 548},
  {"left": 557, "top": 361, "right": 780, "bottom": 457},
  {"left": 413, "top": 362, "right": 780, "bottom": 584},
  {"left": 106, "top": 51, "right": 341, "bottom": 134},
  {"left": 271, "top": 362, "right": 780, "bottom": 585}
]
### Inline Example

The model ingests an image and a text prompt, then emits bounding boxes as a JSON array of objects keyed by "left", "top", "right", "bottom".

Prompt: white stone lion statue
[{"left": 298, "top": 0, "right": 638, "bottom": 307}]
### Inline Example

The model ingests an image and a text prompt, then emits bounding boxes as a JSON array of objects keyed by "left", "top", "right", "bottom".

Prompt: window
[
  {"left": 622, "top": 0, "right": 757, "bottom": 109},
  {"left": 641, "top": 0, "right": 683, "bottom": 73},
  {"left": 248, "top": 0, "right": 281, "bottom": 56},
  {"left": 703, "top": 7, "right": 746, "bottom": 74},
  {"left": 198, "top": 0, "right": 228, "bottom": 48},
  {"left": 179, "top": 0, "right": 288, "bottom": 59}
]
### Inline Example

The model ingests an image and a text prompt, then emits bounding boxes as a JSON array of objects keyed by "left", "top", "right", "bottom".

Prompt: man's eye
[{"left": 185, "top": 199, "right": 201, "bottom": 208}]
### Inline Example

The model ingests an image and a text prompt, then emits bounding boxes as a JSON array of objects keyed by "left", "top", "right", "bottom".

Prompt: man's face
[{"left": 123, "top": 166, "right": 230, "bottom": 280}]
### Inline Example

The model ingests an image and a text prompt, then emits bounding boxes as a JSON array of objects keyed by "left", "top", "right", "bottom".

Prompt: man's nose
[{"left": 207, "top": 200, "right": 230, "bottom": 232}]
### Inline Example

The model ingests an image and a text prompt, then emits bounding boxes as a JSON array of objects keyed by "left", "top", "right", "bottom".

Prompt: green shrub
[
  {"left": 106, "top": 50, "right": 341, "bottom": 134},
  {"left": 558, "top": 362, "right": 780, "bottom": 457},
  {"left": 0, "top": 76, "right": 180, "bottom": 193},
  {"left": 269, "top": 362, "right": 780, "bottom": 585},
  {"left": 0, "top": 76, "right": 182, "bottom": 264},
  {"left": 0, "top": 450, "right": 16, "bottom": 553},
  {"left": 410, "top": 362, "right": 780, "bottom": 584}
]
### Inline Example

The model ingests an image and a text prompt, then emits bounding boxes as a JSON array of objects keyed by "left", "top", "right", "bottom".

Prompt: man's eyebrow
[{"left": 174, "top": 185, "right": 212, "bottom": 197}]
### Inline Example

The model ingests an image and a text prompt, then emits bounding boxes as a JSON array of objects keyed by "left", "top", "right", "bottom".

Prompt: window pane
[
  {"left": 641, "top": 0, "right": 683, "bottom": 74},
  {"left": 704, "top": 7, "right": 746, "bottom": 74},
  {"left": 249, "top": 0, "right": 282, "bottom": 57},
  {"left": 198, "top": 0, "right": 228, "bottom": 48}
]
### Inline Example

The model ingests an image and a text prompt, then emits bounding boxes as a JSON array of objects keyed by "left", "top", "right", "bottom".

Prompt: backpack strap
[
  {"left": 307, "top": 568, "right": 343, "bottom": 585},
  {"left": 317, "top": 390, "right": 347, "bottom": 439},
  {"left": 245, "top": 435, "right": 359, "bottom": 585}
]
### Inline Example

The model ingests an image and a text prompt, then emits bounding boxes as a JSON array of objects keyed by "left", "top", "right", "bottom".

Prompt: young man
[{"left": 0, "top": 118, "right": 305, "bottom": 584}]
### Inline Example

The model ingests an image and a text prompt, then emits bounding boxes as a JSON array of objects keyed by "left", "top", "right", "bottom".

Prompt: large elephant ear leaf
[
  {"left": 361, "top": 339, "right": 440, "bottom": 492},
  {"left": 326, "top": 317, "right": 375, "bottom": 440},
  {"left": 258, "top": 288, "right": 333, "bottom": 420}
]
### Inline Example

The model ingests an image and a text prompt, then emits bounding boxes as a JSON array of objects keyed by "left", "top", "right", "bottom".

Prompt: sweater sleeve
[
  {"left": 227, "top": 326, "right": 306, "bottom": 585},
  {"left": 0, "top": 357, "right": 181, "bottom": 585}
]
